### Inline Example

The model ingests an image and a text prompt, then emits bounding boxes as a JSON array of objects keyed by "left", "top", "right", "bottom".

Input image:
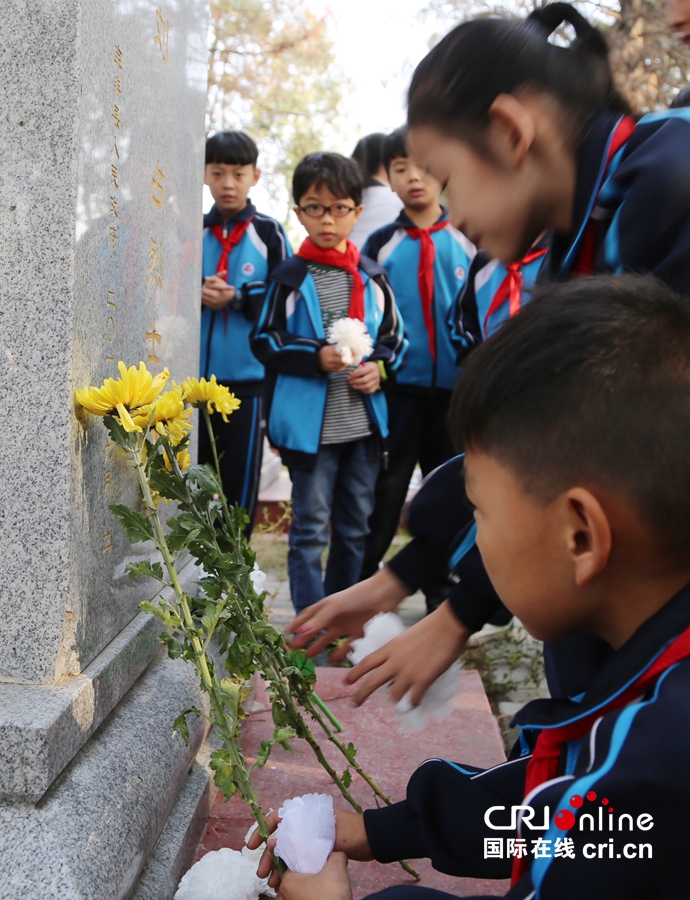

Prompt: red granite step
[{"left": 193, "top": 667, "right": 509, "bottom": 898}]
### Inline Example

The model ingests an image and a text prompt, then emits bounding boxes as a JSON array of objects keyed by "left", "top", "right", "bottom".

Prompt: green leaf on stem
[
  {"left": 103, "top": 415, "right": 131, "bottom": 447},
  {"left": 172, "top": 706, "right": 202, "bottom": 746},
  {"left": 344, "top": 742, "right": 357, "bottom": 764},
  {"left": 149, "top": 465, "right": 189, "bottom": 503},
  {"left": 126, "top": 560, "right": 165, "bottom": 582},
  {"left": 157, "top": 632, "right": 184, "bottom": 659},
  {"left": 187, "top": 464, "right": 222, "bottom": 495},
  {"left": 109, "top": 505, "right": 154, "bottom": 542},
  {"left": 342, "top": 768, "right": 352, "bottom": 789},
  {"left": 140, "top": 601, "right": 167, "bottom": 621}
]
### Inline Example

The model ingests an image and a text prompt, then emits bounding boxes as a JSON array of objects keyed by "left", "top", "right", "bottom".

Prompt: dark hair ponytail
[
  {"left": 408, "top": 2, "right": 628, "bottom": 147},
  {"left": 351, "top": 133, "right": 387, "bottom": 186}
]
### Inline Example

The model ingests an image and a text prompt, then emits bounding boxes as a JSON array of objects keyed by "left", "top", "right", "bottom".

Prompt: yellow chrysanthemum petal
[
  {"left": 116, "top": 403, "right": 142, "bottom": 433},
  {"left": 75, "top": 362, "right": 170, "bottom": 420},
  {"left": 181, "top": 375, "right": 241, "bottom": 422}
]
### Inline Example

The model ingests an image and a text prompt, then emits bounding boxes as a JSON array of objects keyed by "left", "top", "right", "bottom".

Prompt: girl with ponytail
[{"left": 407, "top": 3, "right": 690, "bottom": 297}]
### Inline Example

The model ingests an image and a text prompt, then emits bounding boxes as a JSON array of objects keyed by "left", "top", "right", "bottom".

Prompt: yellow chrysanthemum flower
[
  {"left": 75, "top": 362, "right": 170, "bottom": 433},
  {"left": 163, "top": 447, "right": 191, "bottom": 472},
  {"left": 181, "top": 375, "right": 241, "bottom": 422},
  {"left": 131, "top": 384, "right": 193, "bottom": 445}
]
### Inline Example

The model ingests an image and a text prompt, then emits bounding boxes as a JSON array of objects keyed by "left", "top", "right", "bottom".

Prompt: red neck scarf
[
  {"left": 404, "top": 220, "right": 448, "bottom": 361},
  {"left": 482, "top": 246, "right": 549, "bottom": 338},
  {"left": 210, "top": 217, "right": 254, "bottom": 328},
  {"left": 209, "top": 216, "right": 254, "bottom": 280},
  {"left": 512, "top": 621, "right": 690, "bottom": 886},
  {"left": 572, "top": 115, "right": 636, "bottom": 277},
  {"left": 298, "top": 238, "right": 365, "bottom": 321}
]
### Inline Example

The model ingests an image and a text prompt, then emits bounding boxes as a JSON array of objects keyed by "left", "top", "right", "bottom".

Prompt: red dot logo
[
  {"left": 570, "top": 794, "right": 584, "bottom": 808},
  {"left": 608, "top": 808, "right": 614, "bottom": 813},
  {"left": 602, "top": 798, "right": 609, "bottom": 805},
  {"left": 586, "top": 791, "right": 597, "bottom": 802},
  {"left": 555, "top": 809, "right": 576, "bottom": 831}
]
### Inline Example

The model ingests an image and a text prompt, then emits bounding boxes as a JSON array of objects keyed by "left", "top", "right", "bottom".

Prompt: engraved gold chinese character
[
  {"left": 147, "top": 238, "right": 163, "bottom": 290},
  {"left": 114, "top": 45, "right": 123, "bottom": 70},
  {"left": 110, "top": 164, "right": 119, "bottom": 190},
  {"left": 109, "top": 196, "right": 118, "bottom": 218},
  {"left": 112, "top": 106, "right": 121, "bottom": 129},
  {"left": 103, "top": 532, "right": 113, "bottom": 552},
  {"left": 111, "top": 136, "right": 120, "bottom": 159},
  {"left": 154, "top": 8, "right": 170, "bottom": 64},
  {"left": 113, "top": 75, "right": 122, "bottom": 96},
  {"left": 151, "top": 160, "right": 166, "bottom": 211},
  {"left": 109, "top": 226, "right": 118, "bottom": 250},
  {"left": 146, "top": 318, "right": 162, "bottom": 364},
  {"left": 104, "top": 470, "right": 112, "bottom": 490}
]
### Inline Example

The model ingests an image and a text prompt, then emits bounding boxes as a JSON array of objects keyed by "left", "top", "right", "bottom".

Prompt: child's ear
[
  {"left": 352, "top": 204, "right": 364, "bottom": 224},
  {"left": 252, "top": 167, "right": 261, "bottom": 186},
  {"left": 487, "top": 93, "right": 536, "bottom": 168},
  {"left": 564, "top": 487, "right": 612, "bottom": 587}
]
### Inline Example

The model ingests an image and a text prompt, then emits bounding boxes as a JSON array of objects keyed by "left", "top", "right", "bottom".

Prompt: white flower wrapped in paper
[
  {"left": 274, "top": 793, "right": 336, "bottom": 874},
  {"left": 327, "top": 317, "right": 374, "bottom": 366},
  {"left": 250, "top": 561, "right": 267, "bottom": 594},
  {"left": 348, "top": 612, "right": 463, "bottom": 732},
  {"left": 173, "top": 845, "right": 275, "bottom": 900}
]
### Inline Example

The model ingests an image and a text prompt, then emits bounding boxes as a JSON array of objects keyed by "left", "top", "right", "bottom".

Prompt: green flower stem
[
  {"left": 129, "top": 437, "right": 282, "bottom": 873},
  {"left": 201, "top": 407, "right": 233, "bottom": 531},
  {"left": 311, "top": 692, "right": 344, "bottom": 732}
]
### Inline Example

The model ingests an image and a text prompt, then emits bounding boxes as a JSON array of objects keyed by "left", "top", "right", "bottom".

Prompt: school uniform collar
[
  {"left": 270, "top": 251, "right": 386, "bottom": 290},
  {"left": 203, "top": 200, "right": 257, "bottom": 229},
  {"left": 545, "top": 110, "right": 623, "bottom": 279},
  {"left": 394, "top": 206, "right": 449, "bottom": 230},
  {"left": 513, "top": 579, "right": 690, "bottom": 731}
]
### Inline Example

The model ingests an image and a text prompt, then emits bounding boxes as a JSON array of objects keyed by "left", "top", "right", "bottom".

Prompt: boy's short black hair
[
  {"left": 382, "top": 127, "right": 408, "bottom": 173},
  {"left": 351, "top": 133, "right": 387, "bottom": 186},
  {"left": 293, "top": 152, "right": 363, "bottom": 207},
  {"left": 451, "top": 276, "right": 690, "bottom": 562},
  {"left": 205, "top": 131, "right": 258, "bottom": 167}
]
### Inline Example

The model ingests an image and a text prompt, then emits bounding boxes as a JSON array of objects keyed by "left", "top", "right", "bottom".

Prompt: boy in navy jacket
[
  {"left": 252, "top": 153, "right": 407, "bottom": 614},
  {"left": 199, "top": 131, "right": 291, "bottom": 532},
  {"left": 252, "top": 276, "right": 690, "bottom": 900},
  {"left": 360, "top": 128, "right": 475, "bottom": 605}
]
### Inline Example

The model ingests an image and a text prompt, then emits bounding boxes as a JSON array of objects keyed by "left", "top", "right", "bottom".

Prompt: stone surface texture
[
  {"left": 194, "top": 667, "right": 509, "bottom": 899},
  {"left": 0, "top": 0, "right": 207, "bottom": 684},
  {"left": 0, "top": 556, "right": 202, "bottom": 802},
  {"left": 0, "top": 651, "right": 209, "bottom": 900}
]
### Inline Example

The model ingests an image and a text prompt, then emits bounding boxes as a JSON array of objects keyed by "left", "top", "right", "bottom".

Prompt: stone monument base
[{"left": 0, "top": 647, "right": 213, "bottom": 900}]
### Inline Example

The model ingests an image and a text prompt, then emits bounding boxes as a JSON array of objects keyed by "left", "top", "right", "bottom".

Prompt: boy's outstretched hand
[
  {"left": 349, "top": 361, "right": 380, "bottom": 394},
  {"left": 346, "top": 600, "right": 472, "bottom": 707},
  {"left": 248, "top": 807, "right": 371, "bottom": 892},
  {"left": 287, "top": 567, "right": 410, "bottom": 661},
  {"left": 281, "top": 852, "right": 352, "bottom": 900}
]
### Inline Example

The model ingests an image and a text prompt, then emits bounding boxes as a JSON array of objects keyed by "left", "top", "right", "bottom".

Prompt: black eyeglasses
[{"left": 298, "top": 202, "right": 356, "bottom": 218}]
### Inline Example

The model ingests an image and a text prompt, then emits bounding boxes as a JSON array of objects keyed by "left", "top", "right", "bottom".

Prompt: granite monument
[{"left": 0, "top": 1, "right": 212, "bottom": 896}]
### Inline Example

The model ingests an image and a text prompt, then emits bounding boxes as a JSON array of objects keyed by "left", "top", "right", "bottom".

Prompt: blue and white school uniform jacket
[
  {"left": 364, "top": 209, "right": 475, "bottom": 391},
  {"left": 545, "top": 107, "right": 690, "bottom": 298},
  {"left": 200, "top": 201, "right": 291, "bottom": 391},
  {"left": 451, "top": 237, "right": 550, "bottom": 361},
  {"left": 251, "top": 255, "right": 407, "bottom": 470}
]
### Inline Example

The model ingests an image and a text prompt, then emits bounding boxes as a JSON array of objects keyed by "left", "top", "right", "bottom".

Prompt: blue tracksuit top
[
  {"left": 451, "top": 237, "right": 550, "bottom": 360},
  {"left": 200, "top": 201, "right": 291, "bottom": 385},
  {"left": 364, "top": 208, "right": 475, "bottom": 391},
  {"left": 544, "top": 107, "right": 690, "bottom": 298},
  {"left": 251, "top": 255, "right": 407, "bottom": 469}
]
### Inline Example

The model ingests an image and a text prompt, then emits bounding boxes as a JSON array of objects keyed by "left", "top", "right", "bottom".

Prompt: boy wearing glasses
[
  {"left": 359, "top": 127, "right": 475, "bottom": 611},
  {"left": 252, "top": 152, "right": 407, "bottom": 613}
]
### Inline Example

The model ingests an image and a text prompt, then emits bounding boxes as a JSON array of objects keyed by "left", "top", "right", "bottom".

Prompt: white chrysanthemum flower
[
  {"left": 274, "top": 793, "right": 336, "bottom": 874},
  {"left": 250, "top": 562, "right": 267, "bottom": 594},
  {"left": 327, "top": 317, "right": 374, "bottom": 366},
  {"left": 174, "top": 846, "right": 274, "bottom": 900}
]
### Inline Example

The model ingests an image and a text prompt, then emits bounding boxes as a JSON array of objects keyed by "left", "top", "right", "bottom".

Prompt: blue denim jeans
[{"left": 288, "top": 436, "right": 381, "bottom": 614}]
